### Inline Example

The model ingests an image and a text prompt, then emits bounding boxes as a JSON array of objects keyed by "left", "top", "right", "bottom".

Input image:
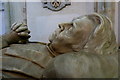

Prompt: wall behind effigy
[{"left": 118, "top": 1, "right": 120, "bottom": 46}]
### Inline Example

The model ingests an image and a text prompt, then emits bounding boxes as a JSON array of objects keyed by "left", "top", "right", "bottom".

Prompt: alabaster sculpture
[{"left": 0, "top": 13, "right": 118, "bottom": 78}]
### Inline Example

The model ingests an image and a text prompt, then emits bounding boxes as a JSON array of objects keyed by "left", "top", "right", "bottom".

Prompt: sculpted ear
[{"left": 87, "top": 14, "right": 101, "bottom": 25}]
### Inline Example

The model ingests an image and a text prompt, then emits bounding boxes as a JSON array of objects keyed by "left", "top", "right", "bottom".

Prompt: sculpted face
[
  {"left": 49, "top": 15, "right": 95, "bottom": 53},
  {"left": 49, "top": 13, "right": 117, "bottom": 54}
]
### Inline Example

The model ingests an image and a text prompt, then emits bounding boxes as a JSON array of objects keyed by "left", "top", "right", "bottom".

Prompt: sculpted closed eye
[{"left": 67, "top": 24, "right": 73, "bottom": 31}]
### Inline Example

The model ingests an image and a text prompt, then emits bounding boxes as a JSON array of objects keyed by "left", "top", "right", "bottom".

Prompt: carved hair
[{"left": 84, "top": 13, "right": 117, "bottom": 54}]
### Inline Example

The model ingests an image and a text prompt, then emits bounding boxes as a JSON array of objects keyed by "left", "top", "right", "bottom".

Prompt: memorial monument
[{"left": 0, "top": 13, "right": 118, "bottom": 78}]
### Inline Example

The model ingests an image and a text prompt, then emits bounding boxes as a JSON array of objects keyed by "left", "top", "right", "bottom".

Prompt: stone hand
[{"left": 3, "top": 23, "right": 31, "bottom": 44}]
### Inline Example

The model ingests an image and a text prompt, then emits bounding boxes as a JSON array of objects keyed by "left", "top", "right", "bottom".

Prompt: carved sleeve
[{"left": 0, "top": 36, "right": 9, "bottom": 49}]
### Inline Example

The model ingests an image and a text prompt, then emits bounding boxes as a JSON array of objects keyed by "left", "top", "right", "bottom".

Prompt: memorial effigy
[{"left": 0, "top": 13, "right": 118, "bottom": 78}]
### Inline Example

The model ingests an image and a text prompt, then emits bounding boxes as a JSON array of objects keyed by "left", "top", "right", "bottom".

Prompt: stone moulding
[{"left": 42, "top": 0, "right": 71, "bottom": 11}]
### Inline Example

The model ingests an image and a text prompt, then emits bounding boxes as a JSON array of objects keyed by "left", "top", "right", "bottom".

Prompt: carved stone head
[{"left": 49, "top": 13, "right": 117, "bottom": 54}]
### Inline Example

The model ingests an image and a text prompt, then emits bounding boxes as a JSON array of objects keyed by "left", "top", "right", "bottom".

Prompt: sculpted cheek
[{"left": 49, "top": 28, "right": 62, "bottom": 42}]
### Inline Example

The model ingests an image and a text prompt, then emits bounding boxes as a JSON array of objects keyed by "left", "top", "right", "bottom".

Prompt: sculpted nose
[{"left": 58, "top": 24, "right": 64, "bottom": 31}]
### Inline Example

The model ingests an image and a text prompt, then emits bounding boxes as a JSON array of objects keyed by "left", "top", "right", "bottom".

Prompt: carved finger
[
  {"left": 12, "top": 23, "right": 23, "bottom": 31},
  {"left": 11, "top": 22, "right": 17, "bottom": 30},
  {"left": 18, "top": 40, "right": 23, "bottom": 44},
  {"left": 18, "top": 39, "right": 29, "bottom": 44},
  {"left": 18, "top": 32, "right": 30, "bottom": 37},
  {"left": 27, "top": 30, "right": 30, "bottom": 34},
  {"left": 16, "top": 27, "right": 28, "bottom": 33},
  {"left": 24, "top": 30, "right": 30, "bottom": 34},
  {"left": 21, "top": 23, "right": 27, "bottom": 27}
]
